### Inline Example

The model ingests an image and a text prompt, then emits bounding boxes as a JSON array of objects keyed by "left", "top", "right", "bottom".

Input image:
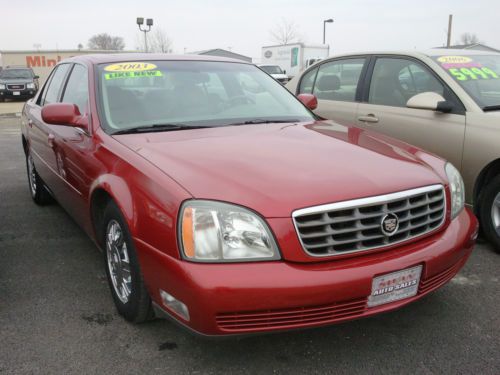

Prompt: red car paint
[{"left": 21, "top": 54, "right": 478, "bottom": 336}]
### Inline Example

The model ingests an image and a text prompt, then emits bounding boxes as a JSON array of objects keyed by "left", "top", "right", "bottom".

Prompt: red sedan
[{"left": 21, "top": 54, "right": 478, "bottom": 336}]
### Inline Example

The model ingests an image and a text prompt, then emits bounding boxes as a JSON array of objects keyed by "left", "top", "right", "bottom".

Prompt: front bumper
[
  {"left": 136, "top": 208, "right": 477, "bottom": 336},
  {"left": 0, "top": 89, "right": 36, "bottom": 100}
]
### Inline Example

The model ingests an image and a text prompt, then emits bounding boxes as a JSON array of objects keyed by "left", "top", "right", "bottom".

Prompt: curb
[{"left": 0, "top": 113, "right": 21, "bottom": 118}]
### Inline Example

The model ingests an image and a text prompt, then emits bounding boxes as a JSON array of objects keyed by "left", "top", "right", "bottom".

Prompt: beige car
[{"left": 287, "top": 49, "right": 500, "bottom": 252}]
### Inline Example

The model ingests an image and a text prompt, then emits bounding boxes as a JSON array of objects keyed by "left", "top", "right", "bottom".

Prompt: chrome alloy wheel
[
  {"left": 28, "top": 154, "right": 37, "bottom": 197},
  {"left": 492, "top": 192, "right": 500, "bottom": 237},
  {"left": 106, "top": 220, "right": 132, "bottom": 304}
]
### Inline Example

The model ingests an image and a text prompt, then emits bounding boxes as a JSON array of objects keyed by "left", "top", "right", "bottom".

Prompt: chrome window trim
[{"left": 292, "top": 184, "right": 446, "bottom": 257}]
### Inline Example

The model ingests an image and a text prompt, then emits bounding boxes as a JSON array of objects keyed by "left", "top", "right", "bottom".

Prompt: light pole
[
  {"left": 137, "top": 17, "right": 153, "bottom": 52},
  {"left": 323, "top": 18, "right": 334, "bottom": 44}
]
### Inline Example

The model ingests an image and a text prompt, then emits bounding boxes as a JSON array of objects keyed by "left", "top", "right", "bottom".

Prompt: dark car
[
  {"left": 21, "top": 54, "right": 477, "bottom": 336},
  {"left": 0, "top": 66, "right": 39, "bottom": 101}
]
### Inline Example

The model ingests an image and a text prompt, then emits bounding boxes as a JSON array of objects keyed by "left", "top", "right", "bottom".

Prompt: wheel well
[
  {"left": 90, "top": 188, "right": 114, "bottom": 248},
  {"left": 22, "top": 135, "right": 28, "bottom": 156},
  {"left": 474, "top": 158, "right": 500, "bottom": 212}
]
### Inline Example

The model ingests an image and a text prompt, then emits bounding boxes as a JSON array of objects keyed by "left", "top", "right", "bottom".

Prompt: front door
[{"left": 355, "top": 56, "right": 466, "bottom": 169}]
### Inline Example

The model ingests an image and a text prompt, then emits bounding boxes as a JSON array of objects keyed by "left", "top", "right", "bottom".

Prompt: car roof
[
  {"left": 324, "top": 49, "right": 499, "bottom": 60},
  {"left": 65, "top": 53, "right": 252, "bottom": 65},
  {"left": 4, "top": 66, "right": 33, "bottom": 70}
]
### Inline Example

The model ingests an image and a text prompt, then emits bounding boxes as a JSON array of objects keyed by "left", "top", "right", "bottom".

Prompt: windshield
[
  {"left": 0, "top": 69, "right": 33, "bottom": 79},
  {"left": 260, "top": 65, "right": 284, "bottom": 75},
  {"left": 432, "top": 54, "right": 500, "bottom": 109},
  {"left": 97, "top": 60, "right": 312, "bottom": 133}
]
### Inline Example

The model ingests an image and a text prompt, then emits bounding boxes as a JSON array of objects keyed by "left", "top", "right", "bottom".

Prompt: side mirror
[
  {"left": 297, "top": 93, "right": 318, "bottom": 110},
  {"left": 406, "top": 92, "right": 453, "bottom": 113},
  {"left": 283, "top": 69, "right": 286, "bottom": 74},
  {"left": 41, "top": 103, "right": 88, "bottom": 129},
  {"left": 34, "top": 75, "right": 40, "bottom": 79}
]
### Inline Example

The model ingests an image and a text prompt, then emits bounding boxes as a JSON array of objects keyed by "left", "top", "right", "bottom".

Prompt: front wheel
[
  {"left": 479, "top": 176, "right": 500, "bottom": 253},
  {"left": 103, "top": 201, "right": 153, "bottom": 322}
]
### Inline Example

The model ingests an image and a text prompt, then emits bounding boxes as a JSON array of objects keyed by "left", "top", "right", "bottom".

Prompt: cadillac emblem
[{"left": 381, "top": 213, "right": 399, "bottom": 236}]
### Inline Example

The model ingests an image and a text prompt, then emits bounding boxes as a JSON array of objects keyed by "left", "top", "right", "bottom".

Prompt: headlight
[
  {"left": 179, "top": 200, "right": 280, "bottom": 262},
  {"left": 27, "top": 83, "right": 35, "bottom": 89},
  {"left": 0, "top": 84, "right": 5, "bottom": 90},
  {"left": 445, "top": 163, "right": 465, "bottom": 219}
]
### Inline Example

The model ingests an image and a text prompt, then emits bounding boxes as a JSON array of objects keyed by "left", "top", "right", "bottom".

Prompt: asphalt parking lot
[{"left": 0, "top": 113, "right": 499, "bottom": 374}]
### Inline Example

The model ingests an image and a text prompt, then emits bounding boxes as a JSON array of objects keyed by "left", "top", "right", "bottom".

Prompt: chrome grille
[
  {"left": 293, "top": 185, "right": 446, "bottom": 257},
  {"left": 7, "top": 84, "right": 25, "bottom": 90}
]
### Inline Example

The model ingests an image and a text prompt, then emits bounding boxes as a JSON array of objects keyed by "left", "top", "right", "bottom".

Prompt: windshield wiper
[
  {"left": 483, "top": 105, "right": 500, "bottom": 112},
  {"left": 111, "top": 123, "right": 211, "bottom": 135},
  {"left": 226, "top": 119, "right": 301, "bottom": 126}
]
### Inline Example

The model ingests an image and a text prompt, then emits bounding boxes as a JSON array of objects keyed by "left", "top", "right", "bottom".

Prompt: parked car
[
  {"left": 0, "top": 66, "right": 39, "bottom": 101},
  {"left": 21, "top": 54, "right": 477, "bottom": 336},
  {"left": 287, "top": 49, "right": 500, "bottom": 252},
  {"left": 258, "top": 64, "right": 289, "bottom": 84}
]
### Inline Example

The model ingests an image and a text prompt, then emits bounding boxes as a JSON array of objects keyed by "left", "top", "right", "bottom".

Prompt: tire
[
  {"left": 26, "top": 152, "right": 53, "bottom": 205},
  {"left": 102, "top": 201, "right": 153, "bottom": 322},
  {"left": 479, "top": 175, "right": 500, "bottom": 253}
]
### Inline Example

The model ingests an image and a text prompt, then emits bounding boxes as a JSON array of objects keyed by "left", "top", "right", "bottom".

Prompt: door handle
[
  {"left": 28, "top": 119, "right": 33, "bottom": 128},
  {"left": 357, "top": 114, "right": 379, "bottom": 124},
  {"left": 48, "top": 133, "right": 55, "bottom": 148}
]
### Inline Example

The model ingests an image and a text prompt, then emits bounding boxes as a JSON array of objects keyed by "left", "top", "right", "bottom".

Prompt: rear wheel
[
  {"left": 479, "top": 175, "right": 500, "bottom": 253},
  {"left": 103, "top": 201, "right": 153, "bottom": 322},
  {"left": 26, "top": 152, "right": 52, "bottom": 205}
]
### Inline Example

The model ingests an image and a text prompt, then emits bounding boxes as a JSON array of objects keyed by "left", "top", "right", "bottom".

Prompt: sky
[{"left": 0, "top": 0, "right": 499, "bottom": 61}]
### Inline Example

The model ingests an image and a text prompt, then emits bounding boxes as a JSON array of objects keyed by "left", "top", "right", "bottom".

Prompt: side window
[
  {"left": 312, "top": 58, "right": 365, "bottom": 102},
  {"left": 42, "top": 64, "right": 71, "bottom": 105},
  {"left": 369, "top": 58, "right": 445, "bottom": 107},
  {"left": 298, "top": 67, "right": 318, "bottom": 94},
  {"left": 62, "top": 64, "right": 89, "bottom": 114}
]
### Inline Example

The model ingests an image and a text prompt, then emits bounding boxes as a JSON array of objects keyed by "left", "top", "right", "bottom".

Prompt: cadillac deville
[{"left": 21, "top": 54, "right": 478, "bottom": 336}]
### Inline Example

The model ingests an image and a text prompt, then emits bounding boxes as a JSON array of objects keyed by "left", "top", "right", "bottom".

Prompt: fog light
[{"left": 160, "top": 290, "right": 190, "bottom": 321}]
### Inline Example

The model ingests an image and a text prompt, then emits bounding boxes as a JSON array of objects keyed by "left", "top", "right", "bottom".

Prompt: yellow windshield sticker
[
  {"left": 437, "top": 56, "right": 472, "bottom": 64},
  {"left": 104, "top": 70, "right": 163, "bottom": 80},
  {"left": 104, "top": 62, "right": 157, "bottom": 72}
]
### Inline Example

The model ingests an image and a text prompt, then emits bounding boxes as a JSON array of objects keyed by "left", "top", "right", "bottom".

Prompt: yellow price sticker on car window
[
  {"left": 104, "top": 70, "right": 164, "bottom": 80},
  {"left": 437, "top": 56, "right": 472, "bottom": 64},
  {"left": 104, "top": 62, "right": 157, "bottom": 72}
]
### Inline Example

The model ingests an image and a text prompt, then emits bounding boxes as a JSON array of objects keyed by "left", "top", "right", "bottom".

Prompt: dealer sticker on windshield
[
  {"left": 367, "top": 265, "right": 422, "bottom": 307},
  {"left": 104, "top": 62, "right": 157, "bottom": 72}
]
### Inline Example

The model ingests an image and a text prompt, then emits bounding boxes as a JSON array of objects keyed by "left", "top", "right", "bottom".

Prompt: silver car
[{"left": 287, "top": 49, "right": 500, "bottom": 252}]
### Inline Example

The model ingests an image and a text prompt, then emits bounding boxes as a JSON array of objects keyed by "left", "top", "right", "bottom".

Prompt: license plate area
[
  {"left": 367, "top": 265, "right": 422, "bottom": 307},
  {"left": 13, "top": 91, "right": 20, "bottom": 96}
]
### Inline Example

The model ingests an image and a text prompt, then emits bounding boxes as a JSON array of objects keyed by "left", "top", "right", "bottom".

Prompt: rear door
[
  {"left": 355, "top": 56, "right": 466, "bottom": 168},
  {"left": 27, "top": 63, "right": 71, "bottom": 190},
  {"left": 296, "top": 57, "right": 368, "bottom": 125}
]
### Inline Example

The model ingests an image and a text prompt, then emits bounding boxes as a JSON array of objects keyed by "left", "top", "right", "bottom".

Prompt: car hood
[
  {"left": 0, "top": 78, "right": 31, "bottom": 84},
  {"left": 115, "top": 121, "right": 445, "bottom": 218}
]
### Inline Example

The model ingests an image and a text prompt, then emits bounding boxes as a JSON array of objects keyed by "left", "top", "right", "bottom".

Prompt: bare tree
[
  {"left": 135, "top": 28, "right": 173, "bottom": 53},
  {"left": 88, "top": 33, "right": 125, "bottom": 50},
  {"left": 269, "top": 19, "right": 300, "bottom": 45},
  {"left": 458, "top": 32, "right": 480, "bottom": 45},
  {"left": 150, "top": 28, "right": 174, "bottom": 53}
]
